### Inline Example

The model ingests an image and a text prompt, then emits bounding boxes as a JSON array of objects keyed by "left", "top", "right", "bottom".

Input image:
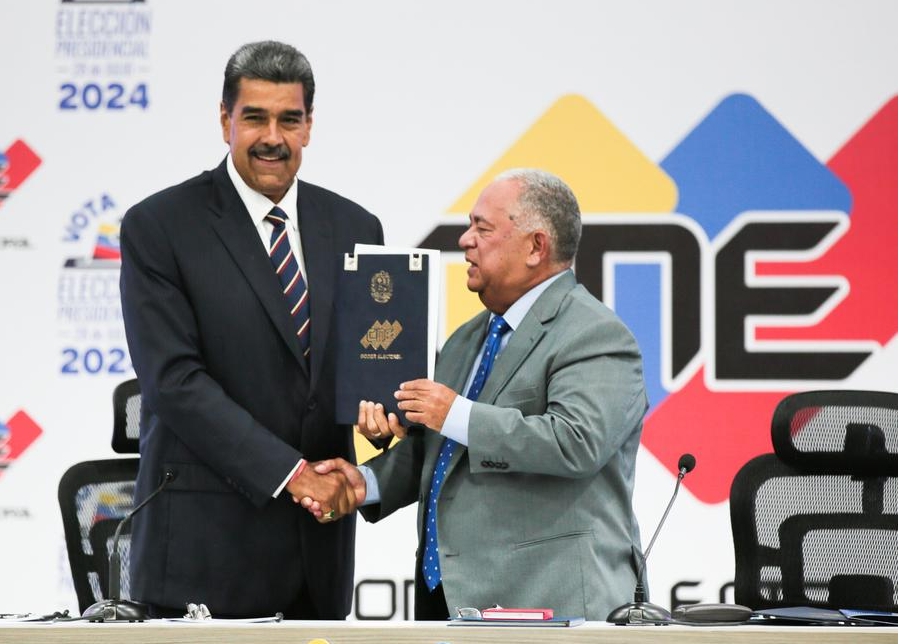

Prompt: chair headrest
[
  {"left": 771, "top": 390, "right": 897, "bottom": 476},
  {"left": 112, "top": 378, "right": 141, "bottom": 454}
]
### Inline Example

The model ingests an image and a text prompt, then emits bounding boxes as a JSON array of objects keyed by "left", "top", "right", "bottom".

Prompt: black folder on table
[
  {"left": 751, "top": 606, "right": 898, "bottom": 626},
  {"left": 335, "top": 251, "right": 433, "bottom": 425}
]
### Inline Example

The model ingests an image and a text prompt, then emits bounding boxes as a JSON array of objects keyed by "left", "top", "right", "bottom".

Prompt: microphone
[
  {"left": 83, "top": 471, "right": 176, "bottom": 622},
  {"left": 607, "top": 454, "right": 696, "bottom": 625}
]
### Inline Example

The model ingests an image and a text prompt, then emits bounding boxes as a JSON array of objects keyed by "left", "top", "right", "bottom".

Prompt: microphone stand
[
  {"left": 607, "top": 455, "right": 695, "bottom": 625},
  {"left": 83, "top": 471, "right": 175, "bottom": 622}
]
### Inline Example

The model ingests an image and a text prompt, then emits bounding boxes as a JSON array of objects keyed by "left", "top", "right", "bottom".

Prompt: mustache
[{"left": 250, "top": 144, "right": 289, "bottom": 160}]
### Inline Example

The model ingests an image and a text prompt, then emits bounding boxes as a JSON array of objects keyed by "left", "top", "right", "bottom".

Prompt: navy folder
[{"left": 335, "top": 252, "right": 430, "bottom": 425}]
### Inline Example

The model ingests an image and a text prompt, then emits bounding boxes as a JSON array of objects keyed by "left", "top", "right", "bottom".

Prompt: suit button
[
  {"left": 500, "top": 462, "right": 509, "bottom": 470},
  {"left": 481, "top": 460, "right": 490, "bottom": 467},
  {"left": 307, "top": 397, "right": 318, "bottom": 411}
]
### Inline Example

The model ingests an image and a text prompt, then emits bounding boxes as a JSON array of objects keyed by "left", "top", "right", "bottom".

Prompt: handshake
[
  {"left": 284, "top": 390, "right": 452, "bottom": 524},
  {"left": 286, "top": 458, "right": 366, "bottom": 524}
]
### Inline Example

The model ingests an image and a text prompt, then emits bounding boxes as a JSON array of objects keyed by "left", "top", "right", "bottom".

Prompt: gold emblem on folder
[
  {"left": 362, "top": 320, "right": 403, "bottom": 350},
  {"left": 370, "top": 270, "right": 393, "bottom": 304}
]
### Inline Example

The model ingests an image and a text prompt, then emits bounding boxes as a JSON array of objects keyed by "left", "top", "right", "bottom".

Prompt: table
[{"left": 0, "top": 620, "right": 895, "bottom": 644}]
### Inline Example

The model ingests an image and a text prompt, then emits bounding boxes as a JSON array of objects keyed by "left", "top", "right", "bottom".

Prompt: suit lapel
[
  {"left": 443, "top": 314, "right": 490, "bottom": 395},
  {"left": 476, "top": 321, "right": 544, "bottom": 403},
  {"left": 422, "top": 311, "right": 490, "bottom": 479},
  {"left": 480, "top": 272, "right": 576, "bottom": 404},
  {"left": 441, "top": 273, "right": 577, "bottom": 474},
  {"left": 208, "top": 162, "right": 308, "bottom": 373},
  {"left": 297, "top": 181, "right": 335, "bottom": 389}
]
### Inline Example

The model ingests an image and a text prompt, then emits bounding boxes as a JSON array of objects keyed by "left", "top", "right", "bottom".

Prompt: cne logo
[
  {"left": 0, "top": 140, "right": 41, "bottom": 208},
  {"left": 362, "top": 321, "right": 403, "bottom": 351},
  {"left": 0, "top": 412, "right": 43, "bottom": 478},
  {"left": 419, "top": 93, "right": 897, "bottom": 504}
]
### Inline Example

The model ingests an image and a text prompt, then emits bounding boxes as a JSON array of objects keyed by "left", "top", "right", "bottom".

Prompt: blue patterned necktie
[
  {"left": 265, "top": 207, "right": 311, "bottom": 360},
  {"left": 421, "top": 314, "right": 511, "bottom": 591}
]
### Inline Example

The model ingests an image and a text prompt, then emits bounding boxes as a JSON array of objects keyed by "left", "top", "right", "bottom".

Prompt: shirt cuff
[
  {"left": 441, "top": 395, "right": 472, "bottom": 446},
  {"left": 273, "top": 459, "right": 306, "bottom": 498},
  {"left": 358, "top": 465, "right": 380, "bottom": 505}
]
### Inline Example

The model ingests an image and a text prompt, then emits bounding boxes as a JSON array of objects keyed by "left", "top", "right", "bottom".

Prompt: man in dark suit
[
  {"left": 307, "top": 169, "right": 647, "bottom": 620},
  {"left": 119, "top": 40, "right": 382, "bottom": 619}
]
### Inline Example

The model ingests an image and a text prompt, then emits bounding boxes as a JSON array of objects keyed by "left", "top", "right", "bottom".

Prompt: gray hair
[
  {"left": 222, "top": 41, "right": 315, "bottom": 114},
  {"left": 497, "top": 168, "right": 582, "bottom": 263}
]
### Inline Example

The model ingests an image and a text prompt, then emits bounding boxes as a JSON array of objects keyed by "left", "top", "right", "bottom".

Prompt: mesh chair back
[
  {"left": 111, "top": 378, "right": 141, "bottom": 454},
  {"left": 58, "top": 458, "right": 139, "bottom": 614},
  {"left": 730, "top": 390, "right": 898, "bottom": 611}
]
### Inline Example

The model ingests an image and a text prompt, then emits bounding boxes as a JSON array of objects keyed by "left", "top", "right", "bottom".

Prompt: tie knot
[
  {"left": 265, "top": 207, "right": 288, "bottom": 229},
  {"left": 489, "top": 315, "right": 510, "bottom": 337}
]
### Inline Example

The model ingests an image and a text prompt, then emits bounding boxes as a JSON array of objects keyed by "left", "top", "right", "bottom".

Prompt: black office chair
[
  {"left": 58, "top": 378, "right": 141, "bottom": 615},
  {"left": 730, "top": 390, "right": 898, "bottom": 612},
  {"left": 111, "top": 377, "right": 141, "bottom": 454}
]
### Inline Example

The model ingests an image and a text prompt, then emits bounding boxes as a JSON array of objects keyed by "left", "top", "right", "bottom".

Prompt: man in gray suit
[{"left": 308, "top": 169, "right": 647, "bottom": 620}]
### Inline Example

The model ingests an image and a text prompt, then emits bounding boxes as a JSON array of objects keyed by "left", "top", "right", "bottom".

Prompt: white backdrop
[{"left": 0, "top": 0, "right": 895, "bottom": 618}]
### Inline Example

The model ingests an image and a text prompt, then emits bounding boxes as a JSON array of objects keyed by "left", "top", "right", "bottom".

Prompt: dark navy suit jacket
[{"left": 120, "top": 159, "right": 383, "bottom": 617}]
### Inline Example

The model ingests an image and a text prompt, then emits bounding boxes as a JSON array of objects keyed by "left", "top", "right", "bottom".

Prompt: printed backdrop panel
[{"left": 0, "top": 0, "right": 896, "bottom": 619}]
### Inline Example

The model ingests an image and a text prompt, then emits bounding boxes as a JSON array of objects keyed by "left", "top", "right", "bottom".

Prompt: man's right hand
[
  {"left": 286, "top": 463, "right": 357, "bottom": 521},
  {"left": 298, "top": 458, "right": 367, "bottom": 523}
]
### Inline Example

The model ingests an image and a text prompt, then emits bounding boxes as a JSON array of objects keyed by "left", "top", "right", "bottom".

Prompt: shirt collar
[
  {"left": 226, "top": 154, "right": 299, "bottom": 228},
  {"left": 493, "top": 269, "right": 569, "bottom": 332}
]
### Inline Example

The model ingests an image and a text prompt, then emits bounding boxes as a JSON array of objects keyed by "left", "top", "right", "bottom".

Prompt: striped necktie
[
  {"left": 264, "top": 207, "right": 311, "bottom": 360},
  {"left": 421, "top": 314, "right": 511, "bottom": 591}
]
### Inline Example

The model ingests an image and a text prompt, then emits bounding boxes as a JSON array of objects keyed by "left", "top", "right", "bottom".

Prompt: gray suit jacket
[{"left": 361, "top": 271, "right": 647, "bottom": 619}]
